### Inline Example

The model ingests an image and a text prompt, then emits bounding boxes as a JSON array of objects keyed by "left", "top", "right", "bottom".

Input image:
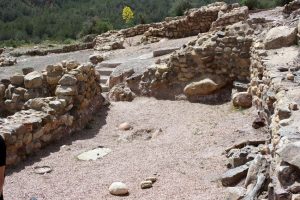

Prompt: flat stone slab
[
  {"left": 77, "top": 147, "right": 112, "bottom": 161},
  {"left": 153, "top": 47, "right": 180, "bottom": 57}
]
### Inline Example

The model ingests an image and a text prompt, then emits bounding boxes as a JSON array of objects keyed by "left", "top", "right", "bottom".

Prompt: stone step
[
  {"left": 100, "top": 75, "right": 110, "bottom": 84},
  {"left": 153, "top": 47, "right": 180, "bottom": 57},
  {"left": 98, "top": 67, "right": 114, "bottom": 76},
  {"left": 101, "top": 84, "right": 109, "bottom": 92}
]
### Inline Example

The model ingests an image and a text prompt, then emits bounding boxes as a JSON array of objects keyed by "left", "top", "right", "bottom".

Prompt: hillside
[{"left": 0, "top": 0, "right": 241, "bottom": 47}]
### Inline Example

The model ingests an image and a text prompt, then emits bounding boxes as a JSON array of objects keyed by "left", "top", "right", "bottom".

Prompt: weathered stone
[
  {"left": 225, "top": 187, "right": 246, "bottom": 200},
  {"left": 109, "top": 182, "right": 129, "bottom": 196},
  {"left": 22, "top": 67, "right": 34, "bottom": 75},
  {"left": 140, "top": 180, "right": 153, "bottom": 189},
  {"left": 184, "top": 78, "right": 224, "bottom": 96},
  {"left": 264, "top": 26, "right": 297, "bottom": 50},
  {"left": 89, "top": 54, "right": 104, "bottom": 65},
  {"left": 277, "top": 142, "right": 300, "bottom": 170},
  {"left": 55, "top": 85, "right": 77, "bottom": 96},
  {"left": 58, "top": 74, "right": 77, "bottom": 86},
  {"left": 232, "top": 92, "right": 252, "bottom": 108},
  {"left": 77, "top": 148, "right": 111, "bottom": 161},
  {"left": 24, "top": 71, "right": 43, "bottom": 89},
  {"left": 10, "top": 74, "right": 24, "bottom": 86},
  {"left": 221, "top": 163, "right": 249, "bottom": 186},
  {"left": 118, "top": 122, "right": 132, "bottom": 131}
]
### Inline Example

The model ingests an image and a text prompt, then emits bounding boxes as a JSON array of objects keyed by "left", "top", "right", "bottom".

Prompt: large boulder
[
  {"left": 264, "top": 26, "right": 297, "bottom": 50},
  {"left": 184, "top": 78, "right": 225, "bottom": 96},
  {"left": 24, "top": 71, "right": 43, "bottom": 89},
  {"left": 232, "top": 92, "right": 252, "bottom": 108}
]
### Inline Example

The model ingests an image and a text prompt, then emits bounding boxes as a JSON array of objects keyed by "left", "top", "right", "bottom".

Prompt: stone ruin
[
  {"left": 1, "top": 1, "right": 300, "bottom": 199},
  {"left": 100, "top": 1, "right": 300, "bottom": 199},
  {"left": 0, "top": 61, "right": 103, "bottom": 165}
]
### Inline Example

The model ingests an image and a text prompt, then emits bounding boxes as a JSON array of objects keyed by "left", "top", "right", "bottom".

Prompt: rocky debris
[
  {"left": 226, "top": 145, "right": 258, "bottom": 168},
  {"left": 108, "top": 83, "right": 136, "bottom": 102},
  {"left": 118, "top": 128, "right": 162, "bottom": 142},
  {"left": 0, "top": 56, "right": 17, "bottom": 67},
  {"left": 94, "top": 33, "right": 125, "bottom": 51},
  {"left": 232, "top": 92, "right": 252, "bottom": 108},
  {"left": 89, "top": 54, "right": 104, "bottom": 65},
  {"left": 264, "top": 26, "right": 297, "bottom": 50},
  {"left": 223, "top": 141, "right": 270, "bottom": 199},
  {"left": 109, "top": 182, "right": 129, "bottom": 196},
  {"left": 118, "top": 122, "right": 132, "bottom": 131},
  {"left": 77, "top": 147, "right": 111, "bottom": 161}
]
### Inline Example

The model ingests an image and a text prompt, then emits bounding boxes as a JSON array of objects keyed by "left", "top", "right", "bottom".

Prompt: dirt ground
[{"left": 4, "top": 97, "right": 266, "bottom": 200}]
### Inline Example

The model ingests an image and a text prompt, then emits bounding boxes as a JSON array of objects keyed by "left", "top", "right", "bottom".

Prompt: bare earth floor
[{"left": 4, "top": 97, "right": 265, "bottom": 200}]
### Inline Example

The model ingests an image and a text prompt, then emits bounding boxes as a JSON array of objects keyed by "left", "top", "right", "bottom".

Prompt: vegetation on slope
[{"left": 0, "top": 0, "right": 293, "bottom": 47}]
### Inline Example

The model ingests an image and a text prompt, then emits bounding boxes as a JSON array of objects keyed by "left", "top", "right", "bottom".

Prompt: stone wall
[
  {"left": 0, "top": 61, "right": 103, "bottom": 166},
  {"left": 138, "top": 21, "right": 253, "bottom": 101},
  {"left": 249, "top": 44, "right": 300, "bottom": 199},
  {"left": 94, "top": 2, "right": 249, "bottom": 49}
]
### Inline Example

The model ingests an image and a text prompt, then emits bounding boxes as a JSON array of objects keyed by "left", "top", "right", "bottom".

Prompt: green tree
[
  {"left": 122, "top": 6, "right": 134, "bottom": 24},
  {"left": 170, "top": 0, "right": 192, "bottom": 16}
]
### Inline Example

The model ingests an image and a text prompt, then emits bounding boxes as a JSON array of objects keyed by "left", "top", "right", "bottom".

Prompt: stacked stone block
[{"left": 0, "top": 61, "right": 103, "bottom": 165}]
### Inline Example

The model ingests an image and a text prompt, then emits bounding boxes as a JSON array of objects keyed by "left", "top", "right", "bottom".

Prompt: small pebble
[
  {"left": 109, "top": 182, "right": 129, "bottom": 196},
  {"left": 118, "top": 122, "right": 132, "bottom": 131},
  {"left": 141, "top": 180, "right": 153, "bottom": 189},
  {"left": 287, "top": 73, "right": 294, "bottom": 81},
  {"left": 146, "top": 177, "right": 157, "bottom": 183}
]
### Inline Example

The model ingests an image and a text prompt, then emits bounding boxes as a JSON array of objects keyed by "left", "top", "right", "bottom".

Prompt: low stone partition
[
  {"left": 0, "top": 61, "right": 103, "bottom": 166},
  {"left": 119, "top": 23, "right": 163, "bottom": 38},
  {"left": 210, "top": 6, "right": 249, "bottom": 30},
  {"left": 137, "top": 21, "right": 253, "bottom": 101},
  {"left": 249, "top": 45, "right": 300, "bottom": 199}
]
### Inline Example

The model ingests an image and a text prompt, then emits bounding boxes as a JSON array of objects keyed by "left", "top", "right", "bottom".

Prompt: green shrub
[
  {"left": 169, "top": 0, "right": 192, "bottom": 16},
  {"left": 240, "top": 0, "right": 259, "bottom": 10},
  {"left": 275, "top": 0, "right": 293, "bottom": 6}
]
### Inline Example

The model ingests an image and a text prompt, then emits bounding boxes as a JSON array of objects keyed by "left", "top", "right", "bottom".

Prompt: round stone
[
  {"left": 118, "top": 122, "right": 132, "bottom": 131},
  {"left": 140, "top": 180, "right": 153, "bottom": 189},
  {"left": 109, "top": 182, "right": 129, "bottom": 196}
]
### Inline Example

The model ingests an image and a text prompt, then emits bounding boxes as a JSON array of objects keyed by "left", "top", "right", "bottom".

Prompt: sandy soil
[{"left": 4, "top": 97, "right": 266, "bottom": 200}]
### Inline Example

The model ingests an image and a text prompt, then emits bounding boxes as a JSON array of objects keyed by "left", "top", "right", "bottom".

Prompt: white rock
[
  {"left": 118, "top": 122, "right": 132, "bottom": 131},
  {"left": 77, "top": 148, "right": 111, "bottom": 161},
  {"left": 109, "top": 182, "right": 129, "bottom": 196}
]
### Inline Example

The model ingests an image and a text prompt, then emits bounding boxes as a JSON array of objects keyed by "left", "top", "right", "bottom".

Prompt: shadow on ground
[{"left": 6, "top": 106, "right": 110, "bottom": 175}]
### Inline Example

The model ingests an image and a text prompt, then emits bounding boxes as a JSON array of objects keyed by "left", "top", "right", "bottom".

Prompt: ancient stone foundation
[{"left": 0, "top": 61, "right": 103, "bottom": 165}]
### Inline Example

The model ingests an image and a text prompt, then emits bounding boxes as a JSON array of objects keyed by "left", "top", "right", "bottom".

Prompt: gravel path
[{"left": 4, "top": 97, "right": 265, "bottom": 200}]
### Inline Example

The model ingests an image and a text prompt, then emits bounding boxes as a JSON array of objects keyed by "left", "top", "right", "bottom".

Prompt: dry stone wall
[
  {"left": 139, "top": 21, "right": 253, "bottom": 101},
  {"left": 94, "top": 2, "right": 249, "bottom": 49},
  {"left": 250, "top": 46, "right": 300, "bottom": 199},
  {"left": 0, "top": 61, "right": 103, "bottom": 166}
]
